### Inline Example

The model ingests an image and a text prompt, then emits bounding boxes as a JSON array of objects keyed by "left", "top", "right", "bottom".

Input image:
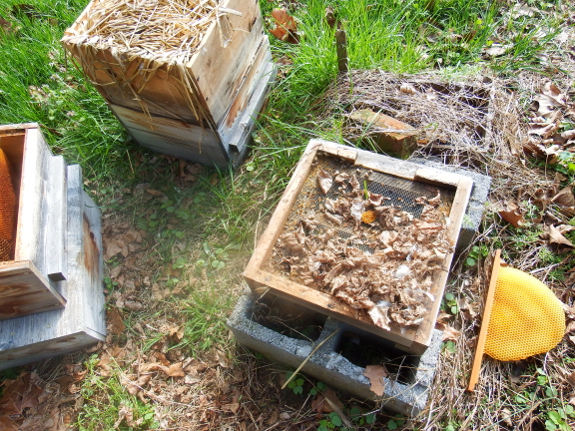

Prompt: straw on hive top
[{"left": 68, "top": 0, "right": 232, "bottom": 65}]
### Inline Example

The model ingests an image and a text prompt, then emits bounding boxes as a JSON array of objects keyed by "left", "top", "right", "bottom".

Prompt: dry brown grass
[{"left": 70, "top": 0, "right": 220, "bottom": 64}]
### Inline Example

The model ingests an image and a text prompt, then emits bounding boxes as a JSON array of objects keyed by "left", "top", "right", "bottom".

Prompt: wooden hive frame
[
  {"left": 61, "top": 0, "right": 274, "bottom": 168},
  {"left": 0, "top": 124, "right": 68, "bottom": 319},
  {"left": 244, "top": 139, "right": 473, "bottom": 354}
]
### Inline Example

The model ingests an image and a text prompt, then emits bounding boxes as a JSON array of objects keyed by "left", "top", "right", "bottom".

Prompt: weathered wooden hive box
[
  {"left": 62, "top": 0, "right": 274, "bottom": 168},
  {"left": 244, "top": 140, "right": 473, "bottom": 355},
  {"left": 0, "top": 124, "right": 105, "bottom": 370},
  {"left": 0, "top": 124, "right": 68, "bottom": 319}
]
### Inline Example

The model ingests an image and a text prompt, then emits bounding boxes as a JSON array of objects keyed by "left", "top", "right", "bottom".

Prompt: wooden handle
[{"left": 467, "top": 249, "right": 501, "bottom": 392}]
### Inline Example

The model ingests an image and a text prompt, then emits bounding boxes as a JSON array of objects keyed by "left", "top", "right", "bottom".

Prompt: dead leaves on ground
[
  {"left": 0, "top": 368, "right": 86, "bottom": 430},
  {"left": 103, "top": 222, "right": 145, "bottom": 261},
  {"left": 489, "top": 182, "right": 575, "bottom": 251},
  {"left": 492, "top": 200, "right": 526, "bottom": 228},
  {"left": 545, "top": 224, "right": 575, "bottom": 248},
  {"left": 268, "top": 8, "right": 299, "bottom": 44},
  {"left": 524, "top": 82, "right": 575, "bottom": 160}
]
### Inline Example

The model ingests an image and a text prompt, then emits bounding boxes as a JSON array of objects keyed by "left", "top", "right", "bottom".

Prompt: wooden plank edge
[
  {"left": 413, "top": 175, "right": 474, "bottom": 349},
  {"left": 46, "top": 155, "right": 68, "bottom": 281},
  {"left": 414, "top": 167, "right": 463, "bottom": 189},
  {"left": 82, "top": 192, "right": 106, "bottom": 337},
  {"left": 243, "top": 140, "right": 323, "bottom": 275},
  {"left": 245, "top": 268, "right": 417, "bottom": 351},
  {"left": 0, "top": 331, "right": 103, "bottom": 372},
  {"left": 219, "top": 41, "right": 275, "bottom": 153},
  {"left": 0, "top": 123, "right": 40, "bottom": 134},
  {"left": 468, "top": 250, "right": 501, "bottom": 392}
]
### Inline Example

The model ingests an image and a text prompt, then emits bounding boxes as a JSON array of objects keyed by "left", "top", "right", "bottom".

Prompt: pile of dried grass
[
  {"left": 71, "top": 0, "right": 221, "bottom": 64},
  {"left": 330, "top": 70, "right": 552, "bottom": 201}
]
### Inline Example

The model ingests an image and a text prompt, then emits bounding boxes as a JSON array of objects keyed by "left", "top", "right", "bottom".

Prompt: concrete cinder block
[
  {"left": 410, "top": 156, "right": 491, "bottom": 251},
  {"left": 227, "top": 290, "right": 443, "bottom": 417}
]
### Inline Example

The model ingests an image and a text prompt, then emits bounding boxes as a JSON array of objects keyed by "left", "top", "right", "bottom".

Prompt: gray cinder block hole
[
  {"left": 249, "top": 293, "right": 327, "bottom": 342},
  {"left": 336, "top": 329, "right": 421, "bottom": 385}
]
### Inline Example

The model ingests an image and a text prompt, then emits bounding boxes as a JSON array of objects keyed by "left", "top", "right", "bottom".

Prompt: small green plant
[
  {"left": 465, "top": 244, "right": 489, "bottom": 267},
  {"left": 387, "top": 414, "right": 406, "bottom": 429},
  {"left": 309, "top": 381, "right": 327, "bottom": 396},
  {"left": 443, "top": 293, "right": 459, "bottom": 315},
  {"left": 318, "top": 412, "right": 343, "bottom": 430},
  {"left": 545, "top": 406, "right": 575, "bottom": 431},
  {"left": 77, "top": 355, "right": 159, "bottom": 430},
  {"left": 195, "top": 242, "right": 233, "bottom": 272},
  {"left": 286, "top": 372, "right": 305, "bottom": 395},
  {"left": 443, "top": 339, "right": 457, "bottom": 354},
  {"left": 445, "top": 422, "right": 459, "bottom": 431}
]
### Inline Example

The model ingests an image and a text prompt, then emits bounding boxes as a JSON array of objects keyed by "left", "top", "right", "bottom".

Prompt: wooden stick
[
  {"left": 467, "top": 249, "right": 501, "bottom": 392},
  {"left": 335, "top": 29, "right": 348, "bottom": 73},
  {"left": 281, "top": 329, "right": 340, "bottom": 390}
]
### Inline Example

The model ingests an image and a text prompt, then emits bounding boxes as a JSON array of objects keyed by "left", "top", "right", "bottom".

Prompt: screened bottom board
[{"left": 244, "top": 140, "right": 473, "bottom": 353}]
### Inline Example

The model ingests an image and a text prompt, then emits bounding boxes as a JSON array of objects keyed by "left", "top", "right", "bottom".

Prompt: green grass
[
  {"left": 0, "top": 0, "right": 573, "bottom": 429},
  {"left": 77, "top": 355, "right": 158, "bottom": 430},
  {"left": 0, "top": 0, "right": 131, "bottom": 179}
]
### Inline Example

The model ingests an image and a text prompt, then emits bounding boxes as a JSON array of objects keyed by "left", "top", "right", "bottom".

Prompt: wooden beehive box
[
  {"left": 0, "top": 164, "right": 106, "bottom": 370},
  {"left": 62, "top": 0, "right": 274, "bottom": 168},
  {"left": 0, "top": 124, "right": 68, "bottom": 319},
  {"left": 244, "top": 140, "right": 473, "bottom": 354}
]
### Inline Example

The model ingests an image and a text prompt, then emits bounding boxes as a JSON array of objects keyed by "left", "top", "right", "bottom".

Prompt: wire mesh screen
[{"left": 267, "top": 150, "right": 455, "bottom": 262}]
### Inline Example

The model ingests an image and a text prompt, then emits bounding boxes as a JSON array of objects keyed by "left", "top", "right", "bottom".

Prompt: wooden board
[
  {"left": 189, "top": 0, "right": 266, "bottom": 126},
  {"left": 110, "top": 104, "right": 229, "bottom": 167},
  {"left": 0, "top": 165, "right": 105, "bottom": 370},
  {"left": 46, "top": 155, "right": 68, "bottom": 282},
  {"left": 243, "top": 139, "right": 473, "bottom": 354},
  {"left": 14, "top": 127, "right": 66, "bottom": 281},
  {"left": 0, "top": 261, "right": 65, "bottom": 320},
  {"left": 218, "top": 44, "right": 275, "bottom": 155}
]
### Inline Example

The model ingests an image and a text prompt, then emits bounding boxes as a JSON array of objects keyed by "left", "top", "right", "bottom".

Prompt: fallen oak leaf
[
  {"left": 126, "top": 374, "right": 153, "bottom": 396},
  {"left": 114, "top": 405, "right": 143, "bottom": 429},
  {"left": 158, "top": 362, "right": 185, "bottom": 378},
  {"left": 546, "top": 225, "right": 574, "bottom": 248},
  {"left": 269, "top": 8, "right": 299, "bottom": 44},
  {"left": 527, "top": 122, "right": 558, "bottom": 138},
  {"left": 107, "top": 307, "right": 126, "bottom": 334},
  {"left": 521, "top": 137, "right": 547, "bottom": 157},
  {"left": 442, "top": 326, "right": 461, "bottom": 342},
  {"left": 122, "top": 299, "right": 144, "bottom": 312},
  {"left": 103, "top": 238, "right": 128, "bottom": 260},
  {"left": 363, "top": 365, "right": 387, "bottom": 397},
  {"left": 542, "top": 82, "right": 568, "bottom": 106},
  {"left": 564, "top": 320, "right": 575, "bottom": 334},
  {"left": 556, "top": 224, "right": 575, "bottom": 235},
  {"left": 492, "top": 201, "right": 526, "bottom": 228},
  {"left": 484, "top": 44, "right": 511, "bottom": 57},
  {"left": 532, "top": 94, "right": 561, "bottom": 118},
  {"left": 552, "top": 186, "right": 575, "bottom": 207}
]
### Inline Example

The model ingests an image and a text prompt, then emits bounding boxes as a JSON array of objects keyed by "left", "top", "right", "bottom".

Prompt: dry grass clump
[
  {"left": 331, "top": 70, "right": 551, "bottom": 202},
  {"left": 71, "top": 0, "right": 222, "bottom": 64}
]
